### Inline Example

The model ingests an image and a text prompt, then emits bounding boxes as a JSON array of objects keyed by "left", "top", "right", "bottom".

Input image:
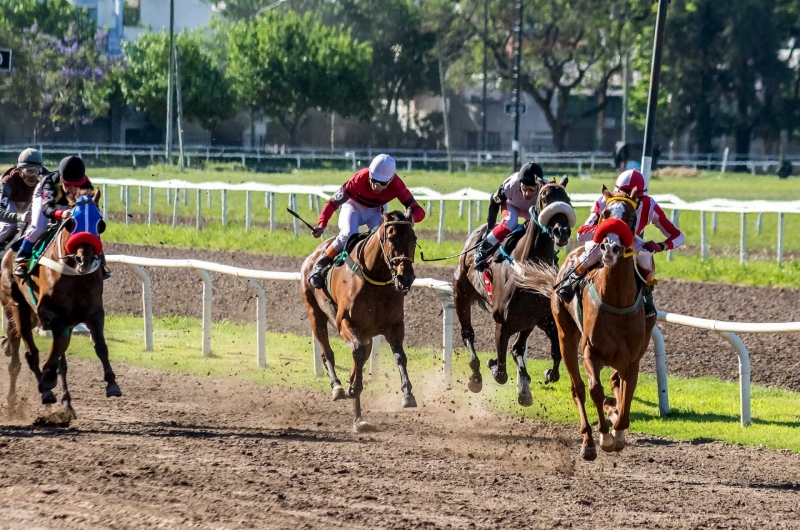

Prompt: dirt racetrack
[
  {"left": 1, "top": 357, "right": 799, "bottom": 529},
  {"left": 104, "top": 243, "right": 800, "bottom": 392}
]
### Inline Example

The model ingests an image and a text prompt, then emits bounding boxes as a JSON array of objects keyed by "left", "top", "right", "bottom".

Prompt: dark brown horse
[
  {"left": 301, "top": 210, "right": 417, "bottom": 431},
  {"left": 453, "top": 178, "right": 575, "bottom": 406},
  {"left": 518, "top": 186, "right": 656, "bottom": 460},
  {"left": 1, "top": 188, "right": 119, "bottom": 418}
]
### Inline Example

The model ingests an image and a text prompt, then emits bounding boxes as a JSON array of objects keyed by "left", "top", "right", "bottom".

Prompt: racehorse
[
  {"left": 0, "top": 188, "right": 119, "bottom": 418},
  {"left": 301, "top": 209, "right": 417, "bottom": 432},
  {"left": 453, "top": 178, "right": 575, "bottom": 406},
  {"left": 517, "top": 186, "right": 656, "bottom": 460}
]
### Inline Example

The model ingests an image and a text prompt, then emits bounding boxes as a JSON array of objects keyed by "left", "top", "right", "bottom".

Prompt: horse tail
[{"left": 516, "top": 260, "right": 559, "bottom": 298}]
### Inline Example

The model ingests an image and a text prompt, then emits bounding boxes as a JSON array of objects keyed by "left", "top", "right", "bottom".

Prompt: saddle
[
  {"left": 319, "top": 230, "right": 375, "bottom": 314},
  {"left": 491, "top": 224, "right": 526, "bottom": 265}
]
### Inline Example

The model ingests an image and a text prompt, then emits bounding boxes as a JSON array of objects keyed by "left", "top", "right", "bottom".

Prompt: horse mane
[{"left": 384, "top": 210, "right": 410, "bottom": 223}]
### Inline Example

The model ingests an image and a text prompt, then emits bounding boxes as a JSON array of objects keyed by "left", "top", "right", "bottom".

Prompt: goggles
[{"left": 370, "top": 176, "right": 392, "bottom": 188}]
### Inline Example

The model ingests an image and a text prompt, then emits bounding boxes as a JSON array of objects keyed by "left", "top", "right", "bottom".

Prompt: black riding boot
[
  {"left": 556, "top": 266, "right": 586, "bottom": 304},
  {"left": 474, "top": 238, "right": 497, "bottom": 272},
  {"left": 643, "top": 286, "right": 657, "bottom": 317},
  {"left": 100, "top": 253, "right": 111, "bottom": 280},
  {"left": 309, "top": 255, "right": 333, "bottom": 290}
]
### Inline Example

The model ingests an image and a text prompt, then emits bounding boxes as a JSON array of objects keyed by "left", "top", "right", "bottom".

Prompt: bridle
[
  {"left": 377, "top": 220, "right": 414, "bottom": 287},
  {"left": 530, "top": 182, "right": 572, "bottom": 236}
]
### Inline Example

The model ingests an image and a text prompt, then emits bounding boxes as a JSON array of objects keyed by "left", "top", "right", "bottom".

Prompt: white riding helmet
[
  {"left": 368, "top": 154, "right": 396, "bottom": 183},
  {"left": 614, "top": 168, "right": 647, "bottom": 195}
]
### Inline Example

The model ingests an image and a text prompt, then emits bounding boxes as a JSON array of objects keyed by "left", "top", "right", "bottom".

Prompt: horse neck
[
  {"left": 46, "top": 225, "right": 69, "bottom": 260},
  {"left": 594, "top": 255, "right": 638, "bottom": 307},
  {"left": 358, "top": 230, "right": 391, "bottom": 277},
  {"left": 513, "top": 220, "right": 551, "bottom": 263}
]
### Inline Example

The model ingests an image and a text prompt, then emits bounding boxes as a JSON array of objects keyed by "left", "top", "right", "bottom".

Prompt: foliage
[
  {"left": 120, "top": 31, "right": 234, "bottom": 129},
  {"left": 226, "top": 11, "right": 373, "bottom": 143},
  {"left": 0, "top": 0, "right": 96, "bottom": 41}
]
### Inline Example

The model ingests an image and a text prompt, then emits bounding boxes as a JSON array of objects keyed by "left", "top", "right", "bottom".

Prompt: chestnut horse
[
  {"left": 1, "top": 188, "right": 119, "bottom": 418},
  {"left": 301, "top": 210, "right": 417, "bottom": 432},
  {"left": 453, "top": 178, "right": 575, "bottom": 406},
  {"left": 518, "top": 186, "right": 656, "bottom": 461}
]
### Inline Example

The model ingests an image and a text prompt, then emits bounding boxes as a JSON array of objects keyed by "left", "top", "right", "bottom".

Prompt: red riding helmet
[{"left": 614, "top": 169, "right": 646, "bottom": 195}]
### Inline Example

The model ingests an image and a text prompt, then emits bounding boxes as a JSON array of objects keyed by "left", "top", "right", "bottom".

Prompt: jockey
[
  {"left": 556, "top": 168, "right": 684, "bottom": 317},
  {"left": 0, "top": 148, "right": 44, "bottom": 247},
  {"left": 308, "top": 154, "right": 426, "bottom": 289},
  {"left": 14, "top": 155, "right": 111, "bottom": 280},
  {"left": 473, "top": 162, "right": 546, "bottom": 271}
]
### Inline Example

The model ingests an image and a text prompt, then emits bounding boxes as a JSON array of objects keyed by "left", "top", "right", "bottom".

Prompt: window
[
  {"left": 466, "top": 131, "right": 478, "bottom": 150},
  {"left": 487, "top": 132, "right": 501, "bottom": 151}
]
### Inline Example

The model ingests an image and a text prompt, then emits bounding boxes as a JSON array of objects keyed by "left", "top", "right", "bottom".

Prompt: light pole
[
  {"left": 165, "top": 0, "right": 175, "bottom": 161},
  {"left": 511, "top": 0, "right": 523, "bottom": 172},
  {"left": 641, "top": 0, "right": 669, "bottom": 188},
  {"left": 481, "top": 0, "right": 488, "bottom": 153}
]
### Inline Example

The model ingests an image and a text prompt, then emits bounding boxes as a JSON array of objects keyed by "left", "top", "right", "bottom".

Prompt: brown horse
[
  {"left": 453, "top": 178, "right": 575, "bottom": 406},
  {"left": 518, "top": 186, "right": 656, "bottom": 461},
  {"left": 301, "top": 210, "right": 417, "bottom": 431},
  {"left": 1, "top": 188, "right": 119, "bottom": 418}
]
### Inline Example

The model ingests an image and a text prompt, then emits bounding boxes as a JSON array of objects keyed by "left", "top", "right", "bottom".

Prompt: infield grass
[{"left": 61, "top": 314, "right": 800, "bottom": 452}]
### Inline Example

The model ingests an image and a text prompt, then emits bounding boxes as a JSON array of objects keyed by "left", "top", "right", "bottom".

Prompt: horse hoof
[
  {"left": 41, "top": 391, "right": 57, "bottom": 405},
  {"left": 517, "top": 392, "right": 533, "bottom": 407},
  {"left": 466, "top": 379, "right": 483, "bottom": 393},
  {"left": 493, "top": 371, "right": 508, "bottom": 385},
  {"left": 401, "top": 394, "right": 417, "bottom": 408},
  {"left": 106, "top": 384, "right": 122, "bottom": 398},
  {"left": 599, "top": 432, "right": 615, "bottom": 452},
  {"left": 613, "top": 430, "right": 627, "bottom": 452},
  {"left": 580, "top": 445, "right": 597, "bottom": 461},
  {"left": 353, "top": 421, "right": 377, "bottom": 433},
  {"left": 544, "top": 369, "right": 560, "bottom": 383},
  {"left": 332, "top": 386, "right": 346, "bottom": 401}
]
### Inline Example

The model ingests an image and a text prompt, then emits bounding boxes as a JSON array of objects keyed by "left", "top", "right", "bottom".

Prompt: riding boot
[
  {"left": 100, "top": 253, "right": 111, "bottom": 280},
  {"left": 13, "top": 238, "right": 34, "bottom": 278},
  {"left": 474, "top": 238, "right": 498, "bottom": 272},
  {"left": 556, "top": 265, "right": 587, "bottom": 304},
  {"left": 643, "top": 285, "right": 656, "bottom": 317},
  {"left": 309, "top": 255, "right": 334, "bottom": 290}
]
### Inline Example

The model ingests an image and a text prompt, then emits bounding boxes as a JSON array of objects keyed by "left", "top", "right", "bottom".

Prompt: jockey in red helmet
[{"left": 556, "top": 168, "right": 684, "bottom": 317}]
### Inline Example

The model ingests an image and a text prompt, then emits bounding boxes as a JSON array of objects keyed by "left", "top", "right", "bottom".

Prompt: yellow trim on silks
[
  {"left": 622, "top": 247, "right": 639, "bottom": 258},
  {"left": 606, "top": 196, "right": 638, "bottom": 210}
]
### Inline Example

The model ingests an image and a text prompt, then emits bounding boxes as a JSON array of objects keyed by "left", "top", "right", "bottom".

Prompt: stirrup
[
  {"left": 13, "top": 262, "right": 28, "bottom": 277},
  {"left": 102, "top": 266, "right": 112, "bottom": 280}
]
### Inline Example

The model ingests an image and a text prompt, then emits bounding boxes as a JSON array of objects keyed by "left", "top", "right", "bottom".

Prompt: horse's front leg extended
[
  {"left": 3, "top": 302, "right": 23, "bottom": 418},
  {"left": 57, "top": 354, "right": 76, "bottom": 419},
  {"left": 541, "top": 316, "right": 562, "bottom": 383},
  {"left": 584, "top": 351, "right": 612, "bottom": 453},
  {"left": 511, "top": 329, "right": 533, "bottom": 407},
  {"left": 384, "top": 327, "right": 416, "bottom": 409},
  {"left": 40, "top": 321, "right": 70, "bottom": 405},
  {"left": 84, "top": 310, "right": 121, "bottom": 398},
  {"left": 487, "top": 325, "right": 510, "bottom": 385},
  {"left": 611, "top": 366, "right": 639, "bottom": 452},
  {"left": 454, "top": 280, "right": 482, "bottom": 393},
  {"left": 348, "top": 341, "right": 372, "bottom": 432}
]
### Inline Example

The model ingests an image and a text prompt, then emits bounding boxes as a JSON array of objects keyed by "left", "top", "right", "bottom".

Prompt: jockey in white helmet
[{"left": 556, "top": 168, "right": 684, "bottom": 316}]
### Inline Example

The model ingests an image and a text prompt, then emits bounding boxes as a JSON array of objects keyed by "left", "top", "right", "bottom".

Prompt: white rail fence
[
  {"left": 98, "top": 178, "right": 799, "bottom": 264},
  {"left": 106, "top": 254, "right": 799, "bottom": 428}
]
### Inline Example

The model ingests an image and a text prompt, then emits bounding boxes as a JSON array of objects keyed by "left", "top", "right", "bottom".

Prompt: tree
[
  {"left": 119, "top": 31, "right": 234, "bottom": 130},
  {"left": 226, "top": 11, "right": 373, "bottom": 144}
]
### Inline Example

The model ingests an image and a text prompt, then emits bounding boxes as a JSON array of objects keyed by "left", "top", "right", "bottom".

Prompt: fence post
[
  {"left": 777, "top": 212, "right": 784, "bottom": 266},
  {"left": 138, "top": 186, "right": 142, "bottom": 205},
  {"left": 296, "top": 156, "right": 301, "bottom": 169},
  {"left": 125, "top": 186, "right": 130, "bottom": 226},
  {"left": 207, "top": 190, "right": 211, "bottom": 208},
  {"left": 194, "top": 269, "right": 213, "bottom": 357},
  {"left": 667, "top": 210, "right": 679, "bottom": 261},
  {"left": 651, "top": 326, "right": 669, "bottom": 417},
  {"left": 351, "top": 152, "right": 356, "bottom": 171},
  {"left": 756, "top": 212, "right": 763, "bottom": 235},
  {"left": 458, "top": 200, "right": 463, "bottom": 219},
  {"left": 467, "top": 200, "right": 474, "bottom": 234},
  {"left": 196, "top": 188, "right": 202, "bottom": 230},
  {"left": 477, "top": 201, "right": 482, "bottom": 220},
  {"left": 102, "top": 183, "right": 108, "bottom": 219},
  {"left": 739, "top": 212, "right": 747, "bottom": 264},
  {"left": 315, "top": 195, "right": 321, "bottom": 215},
  {"left": 718, "top": 331, "right": 751, "bottom": 427},
  {"left": 120, "top": 185, "right": 124, "bottom": 203},
  {"left": 269, "top": 192, "right": 275, "bottom": 232},
  {"left": 407, "top": 158, "right": 412, "bottom": 172},
  {"left": 125, "top": 264, "right": 153, "bottom": 352},
  {"left": 183, "top": 188, "right": 188, "bottom": 206},
  {"left": 370, "top": 336, "right": 380, "bottom": 378},
  {"left": 245, "top": 190, "right": 252, "bottom": 232},
  {"left": 700, "top": 211, "right": 708, "bottom": 260},
  {"left": 291, "top": 194, "right": 299, "bottom": 237},
  {"left": 436, "top": 290, "right": 454, "bottom": 382},
  {"left": 172, "top": 188, "right": 179, "bottom": 228},
  {"left": 221, "top": 190, "right": 227, "bottom": 226},
  {"left": 167, "top": 188, "right": 172, "bottom": 205},
  {"left": 712, "top": 212, "right": 718, "bottom": 233},
  {"left": 437, "top": 200, "right": 445, "bottom": 244},
  {"left": 720, "top": 147, "right": 729, "bottom": 175},
  {"left": 132, "top": 153, "right": 136, "bottom": 168},
  {"left": 147, "top": 187, "right": 153, "bottom": 226},
  {"left": 248, "top": 279, "right": 266, "bottom": 368}
]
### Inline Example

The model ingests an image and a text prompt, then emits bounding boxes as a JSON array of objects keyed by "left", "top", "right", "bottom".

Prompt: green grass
[{"left": 62, "top": 314, "right": 800, "bottom": 452}]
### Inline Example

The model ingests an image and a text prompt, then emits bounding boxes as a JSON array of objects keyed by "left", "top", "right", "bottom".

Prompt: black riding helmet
[{"left": 519, "top": 162, "right": 544, "bottom": 187}]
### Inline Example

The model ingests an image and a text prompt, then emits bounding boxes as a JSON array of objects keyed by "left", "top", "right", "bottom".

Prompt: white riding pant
[
  {"left": 330, "top": 199, "right": 384, "bottom": 253},
  {"left": 0, "top": 200, "right": 30, "bottom": 241},
  {"left": 486, "top": 203, "right": 529, "bottom": 245},
  {"left": 578, "top": 236, "right": 654, "bottom": 274},
  {"left": 23, "top": 180, "right": 50, "bottom": 242}
]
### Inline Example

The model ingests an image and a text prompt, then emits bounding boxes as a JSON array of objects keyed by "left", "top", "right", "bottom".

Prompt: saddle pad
[{"left": 483, "top": 268, "right": 493, "bottom": 301}]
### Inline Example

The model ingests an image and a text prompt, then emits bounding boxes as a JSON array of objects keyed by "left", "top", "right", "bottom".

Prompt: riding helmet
[
  {"left": 59, "top": 155, "right": 89, "bottom": 186},
  {"left": 518, "top": 162, "right": 544, "bottom": 187},
  {"left": 614, "top": 168, "right": 646, "bottom": 194},
  {"left": 369, "top": 154, "right": 396, "bottom": 183},
  {"left": 17, "top": 148, "right": 43, "bottom": 169}
]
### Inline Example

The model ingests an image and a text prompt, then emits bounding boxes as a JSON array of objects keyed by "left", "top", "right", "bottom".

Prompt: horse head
[
  {"left": 534, "top": 176, "right": 575, "bottom": 247},
  {"left": 379, "top": 210, "right": 418, "bottom": 294},
  {"left": 596, "top": 185, "right": 638, "bottom": 267},
  {"left": 65, "top": 187, "right": 104, "bottom": 275}
]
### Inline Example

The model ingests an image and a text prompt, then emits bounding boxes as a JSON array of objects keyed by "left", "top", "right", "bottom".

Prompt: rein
[
  {"left": 586, "top": 282, "right": 643, "bottom": 315},
  {"left": 351, "top": 220, "right": 414, "bottom": 287}
]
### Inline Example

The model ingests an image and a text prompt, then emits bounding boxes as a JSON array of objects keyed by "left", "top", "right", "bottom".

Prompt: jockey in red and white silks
[
  {"left": 556, "top": 169, "right": 684, "bottom": 316},
  {"left": 473, "top": 162, "right": 546, "bottom": 271},
  {"left": 308, "top": 154, "right": 426, "bottom": 289}
]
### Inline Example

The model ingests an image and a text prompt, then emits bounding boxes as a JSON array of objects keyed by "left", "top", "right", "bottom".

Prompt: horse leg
[
  {"left": 57, "top": 354, "right": 76, "bottom": 419},
  {"left": 40, "top": 317, "right": 70, "bottom": 406},
  {"left": 3, "top": 303, "right": 22, "bottom": 418},
  {"left": 454, "top": 279, "right": 482, "bottom": 393},
  {"left": 83, "top": 310, "right": 121, "bottom": 398},
  {"left": 584, "top": 351, "right": 613, "bottom": 453},
  {"left": 384, "top": 327, "right": 416, "bottom": 409},
  {"left": 612, "top": 366, "right": 639, "bottom": 452},
  {"left": 555, "top": 314, "right": 595, "bottom": 460},
  {"left": 308, "top": 303, "right": 344, "bottom": 400},
  {"left": 510, "top": 329, "right": 533, "bottom": 407},
  {"left": 348, "top": 340, "right": 371, "bottom": 432},
  {"left": 487, "top": 325, "right": 510, "bottom": 385},
  {"left": 604, "top": 370, "right": 622, "bottom": 425},
  {"left": 541, "top": 315, "right": 561, "bottom": 383}
]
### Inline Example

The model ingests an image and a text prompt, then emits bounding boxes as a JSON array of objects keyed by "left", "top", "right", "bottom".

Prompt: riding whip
[
  {"left": 420, "top": 241, "right": 481, "bottom": 262},
  {"left": 286, "top": 208, "right": 316, "bottom": 232}
]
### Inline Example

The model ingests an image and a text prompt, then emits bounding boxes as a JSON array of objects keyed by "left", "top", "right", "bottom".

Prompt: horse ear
[
  {"left": 93, "top": 187, "right": 102, "bottom": 204},
  {"left": 403, "top": 207, "right": 414, "bottom": 226},
  {"left": 602, "top": 185, "right": 611, "bottom": 199},
  {"left": 630, "top": 187, "right": 640, "bottom": 200},
  {"left": 560, "top": 175, "right": 569, "bottom": 188}
]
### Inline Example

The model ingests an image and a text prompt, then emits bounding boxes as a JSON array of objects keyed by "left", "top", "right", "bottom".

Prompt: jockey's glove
[
  {"left": 16, "top": 211, "right": 32, "bottom": 223},
  {"left": 643, "top": 240, "right": 667, "bottom": 253}
]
